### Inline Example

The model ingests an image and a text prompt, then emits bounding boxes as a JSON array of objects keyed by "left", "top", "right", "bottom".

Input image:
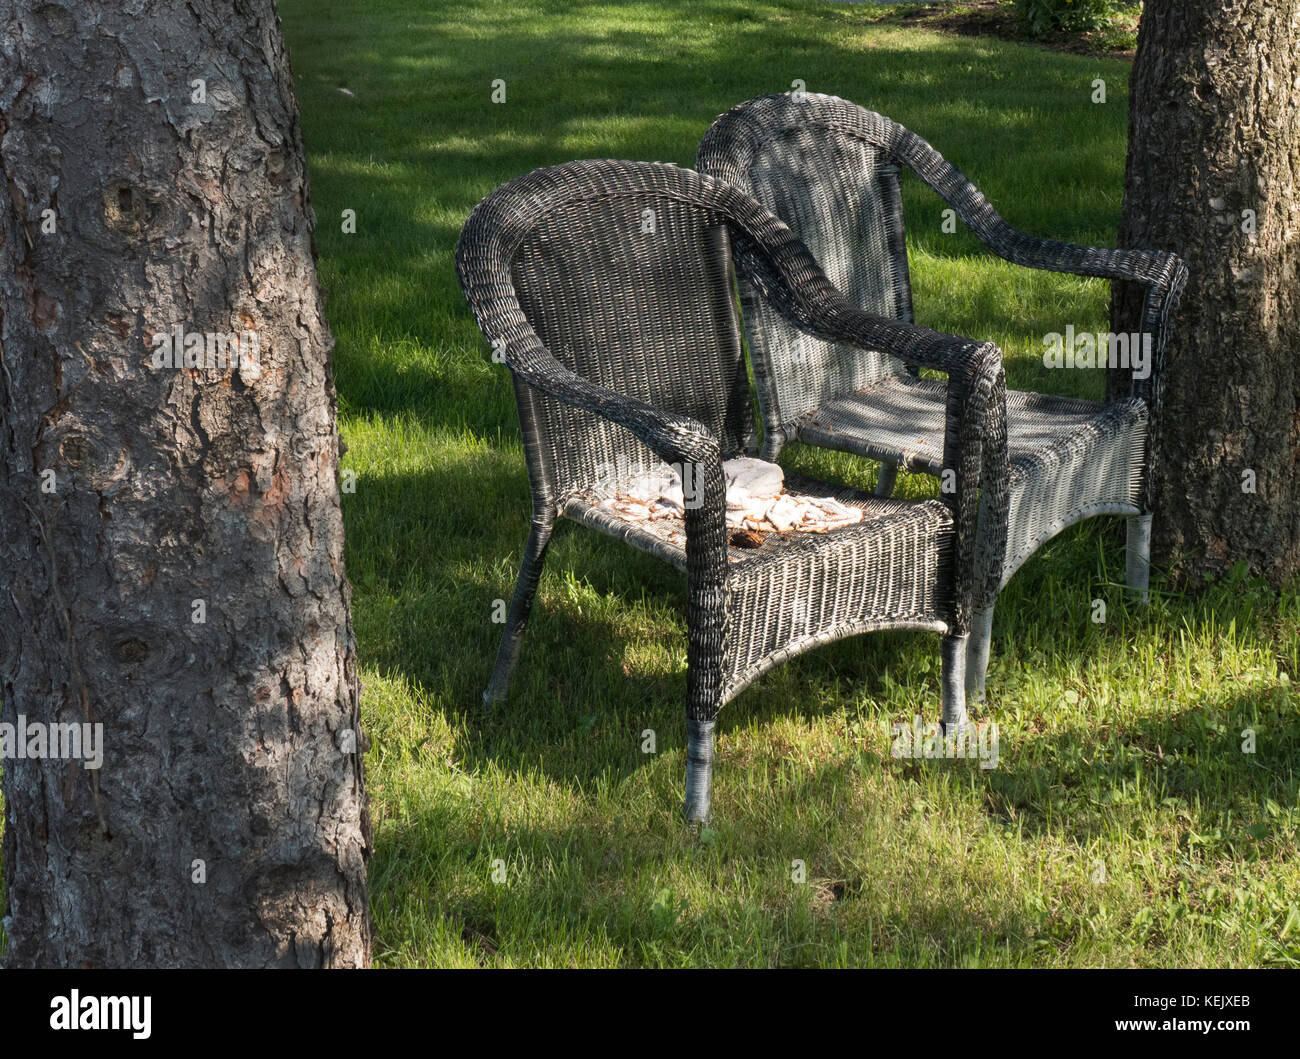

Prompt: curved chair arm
[
  {"left": 718, "top": 196, "right": 1010, "bottom": 629},
  {"left": 501, "top": 332, "right": 734, "bottom": 716},
  {"left": 464, "top": 315, "right": 733, "bottom": 626},
  {"left": 814, "top": 300, "right": 1009, "bottom": 627},
  {"left": 497, "top": 331, "right": 724, "bottom": 470},
  {"left": 896, "top": 125, "right": 1188, "bottom": 406}
]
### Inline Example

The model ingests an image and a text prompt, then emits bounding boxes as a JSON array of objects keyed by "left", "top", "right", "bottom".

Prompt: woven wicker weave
[
  {"left": 698, "top": 93, "right": 1188, "bottom": 699},
  {"left": 456, "top": 159, "right": 1010, "bottom": 820}
]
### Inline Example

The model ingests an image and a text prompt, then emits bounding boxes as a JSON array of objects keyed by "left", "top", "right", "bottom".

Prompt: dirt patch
[{"left": 880, "top": 1, "right": 1139, "bottom": 62}]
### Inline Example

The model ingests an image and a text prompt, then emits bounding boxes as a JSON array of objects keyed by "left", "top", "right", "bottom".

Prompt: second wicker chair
[{"left": 698, "top": 92, "right": 1188, "bottom": 701}]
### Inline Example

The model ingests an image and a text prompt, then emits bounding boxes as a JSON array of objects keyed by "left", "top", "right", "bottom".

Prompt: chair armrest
[
  {"left": 810, "top": 300, "right": 1010, "bottom": 628},
  {"left": 725, "top": 220, "right": 1009, "bottom": 628},
  {"left": 499, "top": 331, "right": 722, "bottom": 469},
  {"left": 899, "top": 130, "right": 1188, "bottom": 404},
  {"left": 485, "top": 330, "right": 732, "bottom": 610},
  {"left": 962, "top": 215, "right": 1185, "bottom": 405}
]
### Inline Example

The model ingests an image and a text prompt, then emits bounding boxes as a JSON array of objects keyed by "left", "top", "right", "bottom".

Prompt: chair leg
[
  {"left": 941, "top": 633, "right": 969, "bottom": 733},
  {"left": 483, "top": 513, "right": 555, "bottom": 708},
  {"left": 965, "top": 605, "right": 995, "bottom": 702},
  {"left": 875, "top": 462, "right": 899, "bottom": 497},
  {"left": 683, "top": 718, "right": 716, "bottom": 823},
  {"left": 1126, "top": 513, "right": 1152, "bottom": 603}
]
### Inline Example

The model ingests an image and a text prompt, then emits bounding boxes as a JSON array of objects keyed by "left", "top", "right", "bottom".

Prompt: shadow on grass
[
  {"left": 278, "top": 0, "right": 1298, "bottom": 963},
  {"left": 366, "top": 751, "right": 1049, "bottom": 967}
]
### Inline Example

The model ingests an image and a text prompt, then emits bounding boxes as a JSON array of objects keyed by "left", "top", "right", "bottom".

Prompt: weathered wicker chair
[
  {"left": 698, "top": 93, "right": 1188, "bottom": 700},
  {"left": 456, "top": 159, "right": 1008, "bottom": 821}
]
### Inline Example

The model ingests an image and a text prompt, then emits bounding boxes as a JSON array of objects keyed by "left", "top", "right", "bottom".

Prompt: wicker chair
[
  {"left": 697, "top": 93, "right": 1188, "bottom": 700},
  {"left": 455, "top": 159, "right": 1008, "bottom": 821}
]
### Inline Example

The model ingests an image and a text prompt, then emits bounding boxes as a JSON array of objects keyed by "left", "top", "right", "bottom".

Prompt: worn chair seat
[
  {"left": 563, "top": 473, "right": 954, "bottom": 700},
  {"left": 796, "top": 380, "right": 1147, "bottom": 582}
]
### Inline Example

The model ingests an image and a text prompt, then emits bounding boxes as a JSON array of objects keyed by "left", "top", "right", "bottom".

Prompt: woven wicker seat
[
  {"left": 456, "top": 159, "right": 1009, "bottom": 820},
  {"left": 563, "top": 475, "right": 955, "bottom": 700},
  {"left": 698, "top": 93, "right": 1187, "bottom": 700}
]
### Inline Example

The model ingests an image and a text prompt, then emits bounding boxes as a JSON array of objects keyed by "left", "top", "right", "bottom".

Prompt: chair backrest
[
  {"left": 698, "top": 93, "right": 922, "bottom": 435},
  {"left": 457, "top": 161, "right": 760, "bottom": 505}
]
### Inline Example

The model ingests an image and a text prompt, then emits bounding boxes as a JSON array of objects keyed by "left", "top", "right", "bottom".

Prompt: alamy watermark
[
  {"left": 151, "top": 324, "right": 261, "bottom": 378},
  {"left": 1042, "top": 325, "right": 1151, "bottom": 380},
  {"left": 590, "top": 454, "right": 702, "bottom": 508},
  {"left": 1, "top": 714, "right": 104, "bottom": 769},
  {"left": 50, "top": 990, "right": 150, "bottom": 1039},
  {"left": 891, "top": 715, "right": 1000, "bottom": 769}
]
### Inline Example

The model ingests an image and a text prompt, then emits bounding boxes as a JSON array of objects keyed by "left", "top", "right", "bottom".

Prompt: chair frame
[{"left": 456, "top": 159, "right": 1009, "bottom": 820}]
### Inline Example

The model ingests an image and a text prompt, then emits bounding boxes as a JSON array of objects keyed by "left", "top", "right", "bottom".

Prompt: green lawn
[{"left": 284, "top": 0, "right": 1297, "bottom": 966}]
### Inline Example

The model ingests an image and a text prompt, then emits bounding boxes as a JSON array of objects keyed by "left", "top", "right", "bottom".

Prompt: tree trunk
[
  {"left": 0, "top": 0, "right": 371, "bottom": 967},
  {"left": 1112, "top": 0, "right": 1300, "bottom": 585}
]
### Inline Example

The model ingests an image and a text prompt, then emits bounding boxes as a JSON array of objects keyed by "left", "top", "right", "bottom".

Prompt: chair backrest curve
[
  {"left": 456, "top": 160, "right": 758, "bottom": 501},
  {"left": 698, "top": 93, "right": 930, "bottom": 433}
]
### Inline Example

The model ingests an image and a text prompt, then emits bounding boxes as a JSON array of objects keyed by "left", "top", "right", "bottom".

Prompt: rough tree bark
[
  {"left": 0, "top": 0, "right": 371, "bottom": 966},
  {"left": 1112, "top": 0, "right": 1300, "bottom": 584}
]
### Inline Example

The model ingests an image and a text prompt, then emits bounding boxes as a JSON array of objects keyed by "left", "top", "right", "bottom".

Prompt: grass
[
  {"left": 876, "top": 3, "right": 1142, "bottom": 57},
  {"left": 4, "top": 0, "right": 1296, "bottom": 968},
  {"left": 283, "top": 0, "right": 1298, "bottom": 968}
]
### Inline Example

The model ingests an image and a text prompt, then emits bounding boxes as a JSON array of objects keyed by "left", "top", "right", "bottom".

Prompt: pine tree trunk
[
  {"left": 0, "top": 0, "right": 371, "bottom": 967},
  {"left": 1112, "top": 0, "right": 1300, "bottom": 584}
]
